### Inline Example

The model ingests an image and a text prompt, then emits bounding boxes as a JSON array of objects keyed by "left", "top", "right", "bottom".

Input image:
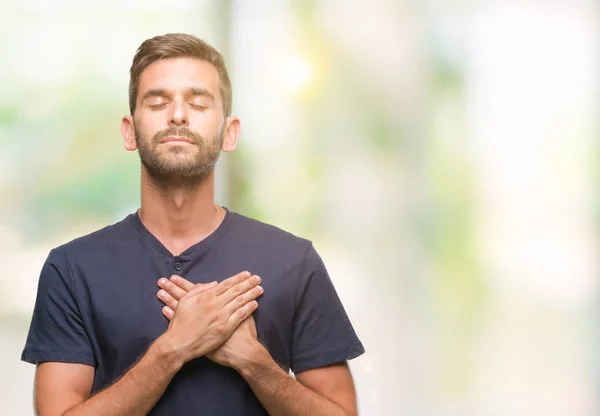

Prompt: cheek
[
  {"left": 192, "top": 114, "right": 224, "bottom": 138},
  {"left": 135, "top": 117, "right": 162, "bottom": 141}
]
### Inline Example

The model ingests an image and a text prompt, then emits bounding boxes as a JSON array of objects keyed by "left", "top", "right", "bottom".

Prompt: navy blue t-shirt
[{"left": 22, "top": 209, "right": 364, "bottom": 415}]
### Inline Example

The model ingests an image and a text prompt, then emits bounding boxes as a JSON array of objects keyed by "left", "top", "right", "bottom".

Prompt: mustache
[{"left": 153, "top": 127, "right": 204, "bottom": 145}]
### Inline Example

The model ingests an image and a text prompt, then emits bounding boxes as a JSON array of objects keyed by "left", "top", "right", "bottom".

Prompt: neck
[{"left": 138, "top": 166, "right": 225, "bottom": 256}]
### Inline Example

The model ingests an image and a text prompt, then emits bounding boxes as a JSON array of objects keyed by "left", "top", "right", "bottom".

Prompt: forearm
[
  {"left": 238, "top": 345, "right": 350, "bottom": 416},
  {"left": 63, "top": 335, "right": 182, "bottom": 416}
]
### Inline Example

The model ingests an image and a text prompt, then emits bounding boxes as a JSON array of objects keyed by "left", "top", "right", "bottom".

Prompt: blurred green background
[{"left": 1, "top": 1, "right": 599, "bottom": 415}]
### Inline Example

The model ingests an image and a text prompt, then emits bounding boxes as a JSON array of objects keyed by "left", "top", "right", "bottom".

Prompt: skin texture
[
  {"left": 35, "top": 271, "right": 263, "bottom": 416},
  {"left": 158, "top": 275, "right": 359, "bottom": 416},
  {"left": 33, "top": 56, "right": 359, "bottom": 416}
]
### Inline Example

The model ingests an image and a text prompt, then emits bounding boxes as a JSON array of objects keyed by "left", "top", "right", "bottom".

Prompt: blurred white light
[
  {"left": 281, "top": 57, "right": 313, "bottom": 91},
  {"left": 467, "top": 4, "right": 599, "bottom": 308}
]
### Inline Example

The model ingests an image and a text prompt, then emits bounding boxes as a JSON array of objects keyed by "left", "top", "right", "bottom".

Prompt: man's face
[{"left": 131, "top": 57, "right": 226, "bottom": 181}]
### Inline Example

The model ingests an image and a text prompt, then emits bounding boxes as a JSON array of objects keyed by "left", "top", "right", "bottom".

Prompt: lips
[{"left": 159, "top": 136, "right": 194, "bottom": 144}]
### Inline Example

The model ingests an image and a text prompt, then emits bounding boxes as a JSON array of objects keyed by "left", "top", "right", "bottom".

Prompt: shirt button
[{"left": 174, "top": 261, "right": 183, "bottom": 271}]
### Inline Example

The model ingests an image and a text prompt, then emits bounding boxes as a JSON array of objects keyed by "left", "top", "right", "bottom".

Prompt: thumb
[
  {"left": 170, "top": 275, "right": 216, "bottom": 292},
  {"left": 196, "top": 281, "right": 218, "bottom": 291},
  {"left": 189, "top": 280, "right": 219, "bottom": 295}
]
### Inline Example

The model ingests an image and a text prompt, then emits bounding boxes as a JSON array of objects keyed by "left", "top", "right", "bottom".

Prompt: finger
[
  {"left": 160, "top": 276, "right": 216, "bottom": 299},
  {"left": 213, "top": 271, "right": 253, "bottom": 296},
  {"left": 219, "top": 274, "right": 261, "bottom": 306},
  {"left": 157, "top": 289, "right": 178, "bottom": 311},
  {"left": 193, "top": 281, "right": 219, "bottom": 293},
  {"left": 246, "top": 315, "right": 257, "bottom": 337},
  {"left": 158, "top": 278, "right": 188, "bottom": 301},
  {"left": 227, "top": 300, "right": 258, "bottom": 328},
  {"left": 162, "top": 306, "right": 174, "bottom": 320},
  {"left": 223, "top": 284, "right": 264, "bottom": 316},
  {"left": 169, "top": 275, "right": 196, "bottom": 292},
  {"left": 188, "top": 280, "right": 219, "bottom": 296}
]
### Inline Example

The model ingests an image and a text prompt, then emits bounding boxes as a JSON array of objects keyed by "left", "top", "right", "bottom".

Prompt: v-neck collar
[{"left": 128, "top": 207, "right": 233, "bottom": 260}]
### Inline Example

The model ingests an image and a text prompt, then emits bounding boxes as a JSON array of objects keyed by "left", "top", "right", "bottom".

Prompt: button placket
[{"left": 174, "top": 260, "right": 183, "bottom": 271}]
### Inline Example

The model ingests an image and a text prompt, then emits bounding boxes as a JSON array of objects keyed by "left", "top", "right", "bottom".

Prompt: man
[{"left": 22, "top": 33, "right": 364, "bottom": 415}]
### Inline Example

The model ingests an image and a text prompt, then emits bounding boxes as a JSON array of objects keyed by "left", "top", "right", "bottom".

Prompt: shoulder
[
  {"left": 227, "top": 211, "right": 316, "bottom": 263},
  {"left": 229, "top": 212, "right": 312, "bottom": 248},
  {"left": 49, "top": 214, "right": 136, "bottom": 265}
]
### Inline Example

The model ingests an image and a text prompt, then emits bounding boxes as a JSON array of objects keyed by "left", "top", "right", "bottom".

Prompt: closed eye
[
  {"left": 189, "top": 103, "right": 207, "bottom": 110},
  {"left": 149, "top": 103, "right": 168, "bottom": 110}
]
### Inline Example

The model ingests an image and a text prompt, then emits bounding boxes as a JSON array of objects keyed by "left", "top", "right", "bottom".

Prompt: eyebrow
[
  {"left": 141, "top": 87, "right": 215, "bottom": 103},
  {"left": 141, "top": 89, "right": 169, "bottom": 101},
  {"left": 189, "top": 88, "right": 215, "bottom": 102}
]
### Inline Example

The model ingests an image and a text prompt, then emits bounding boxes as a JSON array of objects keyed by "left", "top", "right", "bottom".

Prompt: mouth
[{"left": 159, "top": 136, "right": 195, "bottom": 145}]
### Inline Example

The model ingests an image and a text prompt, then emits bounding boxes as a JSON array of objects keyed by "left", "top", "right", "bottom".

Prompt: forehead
[{"left": 138, "top": 57, "right": 220, "bottom": 96}]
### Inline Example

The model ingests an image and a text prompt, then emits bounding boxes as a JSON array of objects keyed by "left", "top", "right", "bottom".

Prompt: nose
[{"left": 168, "top": 99, "right": 189, "bottom": 127}]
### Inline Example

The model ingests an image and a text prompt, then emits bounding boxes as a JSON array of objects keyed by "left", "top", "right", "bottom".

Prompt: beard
[{"left": 134, "top": 122, "right": 224, "bottom": 189}]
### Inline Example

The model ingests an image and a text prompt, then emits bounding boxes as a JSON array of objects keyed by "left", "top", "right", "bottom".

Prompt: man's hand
[
  {"left": 157, "top": 271, "right": 264, "bottom": 366},
  {"left": 159, "top": 275, "right": 358, "bottom": 416},
  {"left": 158, "top": 275, "right": 263, "bottom": 370}
]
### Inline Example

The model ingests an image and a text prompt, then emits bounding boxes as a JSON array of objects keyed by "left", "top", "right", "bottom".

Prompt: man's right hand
[{"left": 159, "top": 271, "right": 263, "bottom": 365}]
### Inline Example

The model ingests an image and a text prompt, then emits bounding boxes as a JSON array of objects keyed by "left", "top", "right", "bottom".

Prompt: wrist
[
  {"left": 152, "top": 334, "right": 186, "bottom": 373},
  {"left": 235, "top": 342, "right": 276, "bottom": 379}
]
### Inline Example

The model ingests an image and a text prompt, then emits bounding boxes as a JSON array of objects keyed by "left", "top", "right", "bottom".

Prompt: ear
[
  {"left": 221, "top": 116, "right": 240, "bottom": 153},
  {"left": 121, "top": 115, "right": 137, "bottom": 151}
]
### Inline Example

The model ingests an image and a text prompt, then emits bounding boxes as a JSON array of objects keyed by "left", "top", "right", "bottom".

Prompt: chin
[
  {"left": 163, "top": 158, "right": 200, "bottom": 170},
  {"left": 160, "top": 149, "right": 197, "bottom": 161}
]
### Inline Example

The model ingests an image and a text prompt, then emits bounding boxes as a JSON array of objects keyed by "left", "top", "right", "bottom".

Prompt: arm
[
  {"left": 35, "top": 336, "right": 182, "bottom": 416},
  {"left": 33, "top": 271, "right": 263, "bottom": 416},
  {"left": 238, "top": 345, "right": 358, "bottom": 416},
  {"left": 159, "top": 275, "right": 359, "bottom": 416}
]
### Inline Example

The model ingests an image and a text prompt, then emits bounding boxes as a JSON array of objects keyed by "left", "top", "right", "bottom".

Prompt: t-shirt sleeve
[
  {"left": 290, "top": 244, "right": 365, "bottom": 373},
  {"left": 21, "top": 250, "right": 96, "bottom": 366}
]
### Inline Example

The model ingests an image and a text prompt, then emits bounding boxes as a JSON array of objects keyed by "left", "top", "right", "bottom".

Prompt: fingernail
[
  {"left": 244, "top": 271, "right": 251, "bottom": 277},
  {"left": 159, "top": 278, "right": 167, "bottom": 285},
  {"left": 170, "top": 275, "right": 178, "bottom": 281},
  {"left": 254, "top": 275, "right": 261, "bottom": 283}
]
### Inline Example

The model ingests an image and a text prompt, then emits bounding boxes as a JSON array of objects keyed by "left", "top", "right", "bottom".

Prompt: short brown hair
[{"left": 129, "top": 33, "right": 232, "bottom": 117}]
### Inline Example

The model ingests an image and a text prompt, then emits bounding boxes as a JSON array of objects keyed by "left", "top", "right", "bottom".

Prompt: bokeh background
[{"left": 1, "top": 0, "right": 599, "bottom": 415}]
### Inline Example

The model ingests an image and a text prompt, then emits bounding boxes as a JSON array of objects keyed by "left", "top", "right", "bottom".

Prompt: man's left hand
[{"left": 157, "top": 275, "right": 264, "bottom": 371}]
